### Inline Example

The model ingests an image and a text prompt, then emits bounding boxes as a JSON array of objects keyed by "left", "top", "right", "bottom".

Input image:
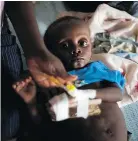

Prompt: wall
[
  {"left": 34, "top": 1, "right": 66, "bottom": 37},
  {"left": 8, "top": 1, "right": 66, "bottom": 70}
]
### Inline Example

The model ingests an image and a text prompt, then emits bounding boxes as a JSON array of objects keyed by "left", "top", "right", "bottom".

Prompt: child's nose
[{"left": 71, "top": 48, "right": 82, "bottom": 55}]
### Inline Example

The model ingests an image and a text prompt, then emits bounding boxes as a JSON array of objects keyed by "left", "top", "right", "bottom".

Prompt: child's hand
[
  {"left": 48, "top": 93, "right": 102, "bottom": 121},
  {"left": 69, "top": 98, "right": 102, "bottom": 118},
  {"left": 12, "top": 76, "right": 36, "bottom": 104}
]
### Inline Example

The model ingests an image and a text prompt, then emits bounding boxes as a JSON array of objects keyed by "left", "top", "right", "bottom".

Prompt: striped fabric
[
  {"left": 1, "top": 110, "right": 19, "bottom": 141},
  {"left": 1, "top": 14, "right": 23, "bottom": 141},
  {"left": 1, "top": 43, "right": 22, "bottom": 81}
]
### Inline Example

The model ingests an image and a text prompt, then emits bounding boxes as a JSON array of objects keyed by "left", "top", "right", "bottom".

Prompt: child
[
  {"left": 44, "top": 16, "right": 124, "bottom": 103},
  {"left": 44, "top": 16, "right": 127, "bottom": 140},
  {"left": 12, "top": 16, "right": 127, "bottom": 141},
  {"left": 13, "top": 76, "right": 127, "bottom": 141}
]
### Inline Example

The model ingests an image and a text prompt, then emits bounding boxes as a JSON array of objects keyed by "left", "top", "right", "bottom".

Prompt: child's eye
[
  {"left": 78, "top": 40, "right": 88, "bottom": 47},
  {"left": 62, "top": 42, "right": 69, "bottom": 48}
]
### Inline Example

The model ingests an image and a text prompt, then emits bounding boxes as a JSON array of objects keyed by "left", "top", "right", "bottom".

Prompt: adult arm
[{"left": 5, "top": 1, "right": 77, "bottom": 87}]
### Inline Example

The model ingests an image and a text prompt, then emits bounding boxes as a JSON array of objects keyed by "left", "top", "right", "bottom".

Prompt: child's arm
[
  {"left": 26, "top": 101, "right": 43, "bottom": 124},
  {"left": 80, "top": 82, "right": 123, "bottom": 102},
  {"left": 96, "top": 84, "right": 123, "bottom": 102}
]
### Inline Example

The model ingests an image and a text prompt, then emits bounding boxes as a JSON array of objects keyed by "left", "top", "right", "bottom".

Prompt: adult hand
[
  {"left": 27, "top": 51, "right": 77, "bottom": 88},
  {"left": 5, "top": 1, "right": 77, "bottom": 88}
]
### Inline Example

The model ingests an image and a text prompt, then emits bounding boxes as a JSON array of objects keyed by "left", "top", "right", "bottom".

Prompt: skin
[
  {"left": 12, "top": 78, "right": 127, "bottom": 141},
  {"left": 13, "top": 77, "right": 40, "bottom": 122},
  {"left": 4, "top": 2, "right": 77, "bottom": 88},
  {"left": 48, "top": 22, "right": 123, "bottom": 102},
  {"left": 84, "top": 103, "right": 127, "bottom": 141},
  {"left": 2, "top": 2, "right": 128, "bottom": 140},
  {"left": 45, "top": 21, "right": 127, "bottom": 140},
  {"left": 52, "top": 103, "right": 127, "bottom": 141},
  {"left": 12, "top": 21, "right": 127, "bottom": 141},
  {"left": 12, "top": 77, "right": 97, "bottom": 120},
  {"left": 49, "top": 23, "right": 92, "bottom": 71}
]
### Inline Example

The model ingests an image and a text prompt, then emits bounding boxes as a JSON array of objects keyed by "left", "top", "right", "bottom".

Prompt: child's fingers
[
  {"left": 69, "top": 98, "right": 78, "bottom": 108},
  {"left": 13, "top": 76, "right": 32, "bottom": 92},
  {"left": 13, "top": 81, "right": 23, "bottom": 91},
  {"left": 23, "top": 76, "right": 34, "bottom": 88},
  {"left": 19, "top": 81, "right": 25, "bottom": 89},
  {"left": 25, "top": 77, "right": 32, "bottom": 83},
  {"left": 69, "top": 98, "right": 77, "bottom": 104},
  {"left": 16, "top": 82, "right": 25, "bottom": 92},
  {"left": 28, "top": 76, "right": 32, "bottom": 80},
  {"left": 69, "top": 99, "right": 102, "bottom": 108},
  {"left": 69, "top": 102, "right": 77, "bottom": 108},
  {"left": 12, "top": 84, "right": 17, "bottom": 89},
  {"left": 89, "top": 99, "right": 102, "bottom": 105},
  {"left": 20, "top": 81, "right": 25, "bottom": 85}
]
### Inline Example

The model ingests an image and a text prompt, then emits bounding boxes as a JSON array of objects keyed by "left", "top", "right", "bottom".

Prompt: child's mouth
[
  {"left": 71, "top": 57, "right": 85, "bottom": 68},
  {"left": 71, "top": 57, "right": 84, "bottom": 62}
]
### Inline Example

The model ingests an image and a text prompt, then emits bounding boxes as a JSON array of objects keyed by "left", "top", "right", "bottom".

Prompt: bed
[
  {"left": 56, "top": 3, "right": 138, "bottom": 141},
  {"left": 8, "top": 2, "right": 138, "bottom": 141}
]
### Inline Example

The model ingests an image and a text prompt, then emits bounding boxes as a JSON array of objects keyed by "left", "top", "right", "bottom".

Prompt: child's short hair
[{"left": 44, "top": 16, "right": 85, "bottom": 50}]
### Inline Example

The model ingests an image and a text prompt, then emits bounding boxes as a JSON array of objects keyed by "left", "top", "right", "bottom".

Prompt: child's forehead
[
  {"left": 45, "top": 18, "right": 90, "bottom": 44},
  {"left": 54, "top": 24, "right": 90, "bottom": 40},
  {"left": 54, "top": 21, "right": 88, "bottom": 32}
]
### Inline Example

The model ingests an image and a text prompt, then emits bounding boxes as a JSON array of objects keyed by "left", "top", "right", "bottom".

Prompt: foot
[{"left": 13, "top": 76, "right": 36, "bottom": 104}]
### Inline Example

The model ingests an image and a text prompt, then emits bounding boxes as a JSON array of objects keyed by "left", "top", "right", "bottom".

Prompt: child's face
[{"left": 52, "top": 24, "right": 92, "bottom": 71}]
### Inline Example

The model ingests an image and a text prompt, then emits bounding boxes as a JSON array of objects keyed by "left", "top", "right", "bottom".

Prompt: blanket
[
  {"left": 91, "top": 53, "right": 138, "bottom": 107},
  {"left": 58, "top": 4, "right": 138, "bottom": 55}
]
